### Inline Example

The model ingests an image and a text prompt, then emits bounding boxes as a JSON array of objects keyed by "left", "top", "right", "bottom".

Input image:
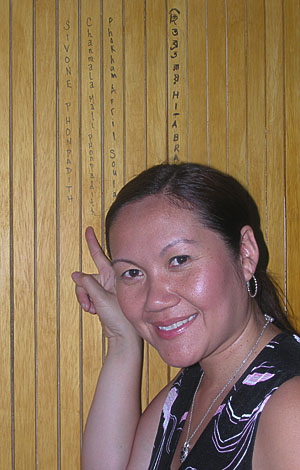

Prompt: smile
[{"left": 158, "top": 314, "right": 197, "bottom": 331}]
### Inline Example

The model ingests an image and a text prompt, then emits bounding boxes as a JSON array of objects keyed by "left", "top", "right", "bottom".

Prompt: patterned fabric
[{"left": 148, "top": 332, "right": 300, "bottom": 469}]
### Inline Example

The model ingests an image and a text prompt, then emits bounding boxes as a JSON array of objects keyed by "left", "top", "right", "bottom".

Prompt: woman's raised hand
[
  {"left": 76, "top": 228, "right": 143, "bottom": 470},
  {"left": 72, "top": 226, "right": 137, "bottom": 339}
]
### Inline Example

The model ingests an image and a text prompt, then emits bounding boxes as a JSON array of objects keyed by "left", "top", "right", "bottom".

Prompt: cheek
[{"left": 186, "top": 264, "right": 228, "bottom": 307}]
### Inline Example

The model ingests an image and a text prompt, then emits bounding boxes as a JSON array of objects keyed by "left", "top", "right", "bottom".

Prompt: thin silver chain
[{"left": 181, "top": 314, "right": 274, "bottom": 463}]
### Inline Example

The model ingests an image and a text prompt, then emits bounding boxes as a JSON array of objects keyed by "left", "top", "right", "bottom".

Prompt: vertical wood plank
[
  {"left": 103, "top": 0, "right": 124, "bottom": 215},
  {"left": 167, "top": 0, "right": 188, "bottom": 163},
  {"left": 12, "top": 0, "right": 35, "bottom": 467},
  {"left": 188, "top": 0, "right": 207, "bottom": 164},
  {"left": 207, "top": 0, "right": 227, "bottom": 171},
  {"left": 145, "top": 1, "right": 170, "bottom": 403},
  {"left": 227, "top": 0, "right": 247, "bottom": 184},
  {"left": 35, "top": 0, "right": 58, "bottom": 467},
  {"left": 58, "top": 2, "right": 81, "bottom": 467},
  {"left": 124, "top": 0, "right": 150, "bottom": 408},
  {"left": 81, "top": 0, "right": 103, "bottom": 433},
  {"left": 147, "top": 345, "right": 169, "bottom": 405},
  {"left": 246, "top": 0, "right": 266, "bottom": 233},
  {"left": 285, "top": 0, "right": 300, "bottom": 331},
  {"left": 264, "top": 0, "right": 285, "bottom": 294},
  {"left": 167, "top": 0, "right": 187, "bottom": 380},
  {"left": 124, "top": 0, "right": 146, "bottom": 180},
  {"left": 0, "top": 0, "right": 11, "bottom": 467},
  {"left": 146, "top": 0, "right": 167, "bottom": 167},
  {"left": 102, "top": 0, "right": 125, "bottom": 404}
]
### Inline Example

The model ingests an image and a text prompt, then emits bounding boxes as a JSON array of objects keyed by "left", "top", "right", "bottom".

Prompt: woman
[{"left": 72, "top": 163, "right": 300, "bottom": 469}]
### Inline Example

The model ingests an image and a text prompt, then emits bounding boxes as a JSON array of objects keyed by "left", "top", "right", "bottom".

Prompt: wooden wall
[{"left": 1, "top": 0, "right": 299, "bottom": 468}]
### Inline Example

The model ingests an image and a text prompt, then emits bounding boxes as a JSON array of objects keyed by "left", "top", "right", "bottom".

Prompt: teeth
[{"left": 158, "top": 314, "right": 197, "bottom": 331}]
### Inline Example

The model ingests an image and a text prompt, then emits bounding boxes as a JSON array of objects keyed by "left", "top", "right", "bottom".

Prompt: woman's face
[{"left": 109, "top": 195, "right": 250, "bottom": 367}]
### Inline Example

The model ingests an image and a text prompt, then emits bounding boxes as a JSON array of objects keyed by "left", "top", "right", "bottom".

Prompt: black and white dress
[{"left": 148, "top": 332, "right": 300, "bottom": 470}]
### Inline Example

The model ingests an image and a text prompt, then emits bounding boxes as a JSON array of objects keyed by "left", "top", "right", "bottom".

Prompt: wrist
[{"left": 107, "top": 333, "right": 143, "bottom": 359}]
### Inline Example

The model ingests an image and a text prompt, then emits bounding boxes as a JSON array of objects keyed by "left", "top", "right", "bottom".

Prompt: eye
[
  {"left": 121, "top": 268, "right": 143, "bottom": 280},
  {"left": 169, "top": 255, "right": 190, "bottom": 267}
]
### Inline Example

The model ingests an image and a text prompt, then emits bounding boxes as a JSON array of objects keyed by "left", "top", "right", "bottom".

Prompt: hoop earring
[{"left": 247, "top": 275, "right": 258, "bottom": 298}]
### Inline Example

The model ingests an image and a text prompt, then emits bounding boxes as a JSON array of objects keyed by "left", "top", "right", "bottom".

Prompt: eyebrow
[
  {"left": 111, "top": 258, "right": 135, "bottom": 266},
  {"left": 111, "top": 238, "right": 197, "bottom": 266},
  {"left": 159, "top": 238, "right": 197, "bottom": 256}
]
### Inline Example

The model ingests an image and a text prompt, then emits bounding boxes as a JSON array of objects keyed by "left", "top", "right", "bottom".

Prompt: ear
[{"left": 239, "top": 225, "right": 259, "bottom": 282}]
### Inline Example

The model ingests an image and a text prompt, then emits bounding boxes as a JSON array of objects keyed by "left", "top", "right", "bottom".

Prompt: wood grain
[
  {"left": 207, "top": 0, "right": 227, "bottom": 171},
  {"left": 264, "top": 0, "right": 285, "bottom": 299},
  {"left": 188, "top": 0, "right": 207, "bottom": 164},
  {"left": 285, "top": 0, "right": 300, "bottom": 331},
  {"left": 167, "top": 0, "right": 188, "bottom": 163},
  {"left": 103, "top": 0, "right": 124, "bottom": 215},
  {"left": 81, "top": 0, "right": 103, "bottom": 434},
  {"left": 227, "top": 0, "right": 247, "bottom": 183},
  {"left": 246, "top": 0, "right": 266, "bottom": 232},
  {"left": 12, "top": 0, "right": 35, "bottom": 467},
  {"left": 124, "top": 0, "right": 146, "bottom": 180},
  {"left": 35, "top": 0, "right": 58, "bottom": 467},
  {"left": 58, "top": 2, "right": 81, "bottom": 467},
  {"left": 0, "top": 0, "right": 11, "bottom": 467},
  {"left": 146, "top": 0, "right": 167, "bottom": 167}
]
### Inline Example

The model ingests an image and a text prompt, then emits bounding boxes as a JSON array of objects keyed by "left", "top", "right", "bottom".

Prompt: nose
[{"left": 144, "top": 274, "right": 180, "bottom": 313}]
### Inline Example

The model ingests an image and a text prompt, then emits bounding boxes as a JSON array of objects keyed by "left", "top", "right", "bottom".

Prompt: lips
[
  {"left": 155, "top": 313, "right": 198, "bottom": 338},
  {"left": 158, "top": 313, "right": 197, "bottom": 331}
]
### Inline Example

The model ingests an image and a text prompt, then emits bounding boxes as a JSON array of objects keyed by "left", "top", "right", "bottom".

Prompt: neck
[{"left": 199, "top": 311, "right": 280, "bottom": 387}]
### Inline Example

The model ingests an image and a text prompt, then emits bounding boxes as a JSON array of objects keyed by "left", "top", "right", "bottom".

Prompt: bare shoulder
[
  {"left": 253, "top": 375, "right": 300, "bottom": 470},
  {"left": 127, "top": 371, "right": 182, "bottom": 470}
]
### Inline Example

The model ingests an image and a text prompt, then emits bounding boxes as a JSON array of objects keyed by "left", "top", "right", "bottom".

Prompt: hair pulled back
[{"left": 106, "top": 163, "right": 294, "bottom": 333}]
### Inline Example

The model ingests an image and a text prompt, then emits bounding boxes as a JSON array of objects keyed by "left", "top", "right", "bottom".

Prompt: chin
[{"left": 158, "top": 349, "right": 201, "bottom": 369}]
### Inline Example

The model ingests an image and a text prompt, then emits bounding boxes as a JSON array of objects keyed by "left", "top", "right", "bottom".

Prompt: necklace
[{"left": 180, "top": 314, "right": 274, "bottom": 464}]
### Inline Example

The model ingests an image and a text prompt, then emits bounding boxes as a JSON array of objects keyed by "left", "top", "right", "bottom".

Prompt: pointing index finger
[{"left": 85, "top": 226, "right": 110, "bottom": 272}]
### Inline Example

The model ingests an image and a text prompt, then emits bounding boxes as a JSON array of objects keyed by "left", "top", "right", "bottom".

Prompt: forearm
[{"left": 82, "top": 334, "right": 143, "bottom": 470}]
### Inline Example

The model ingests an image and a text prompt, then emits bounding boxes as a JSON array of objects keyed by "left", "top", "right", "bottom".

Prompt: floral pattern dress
[{"left": 148, "top": 332, "right": 300, "bottom": 470}]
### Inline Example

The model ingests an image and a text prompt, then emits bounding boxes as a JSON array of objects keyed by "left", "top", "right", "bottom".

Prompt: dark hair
[{"left": 106, "top": 163, "right": 295, "bottom": 333}]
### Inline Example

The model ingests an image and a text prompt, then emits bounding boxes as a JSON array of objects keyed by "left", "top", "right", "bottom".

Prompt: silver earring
[{"left": 247, "top": 274, "right": 258, "bottom": 298}]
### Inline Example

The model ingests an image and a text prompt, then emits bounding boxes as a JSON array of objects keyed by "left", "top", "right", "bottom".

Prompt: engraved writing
[
  {"left": 62, "top": 19, "right": 74, "bottom": 202},
  {"left": 86, "top": 17, "right": 99, "bottom": 216},
  {"left": 107, "top": 17, "right": 118, "bottom": 199},
  {"left": 168, "top": 8, "right": 182, "bottom": 162}
]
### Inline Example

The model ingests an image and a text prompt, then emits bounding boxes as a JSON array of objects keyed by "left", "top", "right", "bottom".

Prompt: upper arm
[
  {"left": 253, "top": 376, "right": 300, "bottom": 470},
  {"left": 127, "top": 375, "right": 179, "bottom": 470}
]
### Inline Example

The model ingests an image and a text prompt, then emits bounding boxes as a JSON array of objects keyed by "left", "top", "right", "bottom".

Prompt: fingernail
[{"left": 81, "top": 304, "right": 87, "bottom": 311}]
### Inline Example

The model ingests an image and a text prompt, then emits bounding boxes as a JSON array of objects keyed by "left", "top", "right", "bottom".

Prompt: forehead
[
  {"left": 110, "top": 195, "right": 198, "bottom": 231},
  {"left": 108, "top": 195, "right": 215, "bottom": 257}
]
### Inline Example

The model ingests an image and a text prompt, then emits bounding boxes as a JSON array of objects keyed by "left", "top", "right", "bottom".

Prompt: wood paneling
[
  {"left": 227, "top": 0, "right": 247, "bottom": 183},
  {"left": 124, "top": 0, "right": 146, "bottom": 180},
  {"left": 207, "top": 0, "right": 227, "bottom": 171},
  {"left": 58, "top": 2, "right": 81, "bottom": 467},
  {"left": 247, "top": 0, "right": 266, "bottom": 231},
  {"left": 146, "top": 0, "right": 167, "bottom": 167},
  {"left": 265, "top": 0, "right": 285, "bottom": 295},
  {"left": 1, "top": 1, "right": 299, "bottom": 467},
  {"left": 285, "top": 0, "right": 300, "bottom": 331},
  {"left": 81, "top": 0, "right": 103, "bottom": 437},
  {"left": 188, "top": 0, "right": 207, "bottom": 164},
  {"left": 35, "top": 1, "right": 57, "bottom": 467},
  {"left": 0, "top": 0, "right": 11, "bottom": 467},
  {"left": 12, "top": 0, "right": 35, "bottom": 467},
  {"left": 103, "top": 0, "right": 124, "bottom": 214},
  {"left": 167, "top": 0, "right": 188, "bottom": 163}
]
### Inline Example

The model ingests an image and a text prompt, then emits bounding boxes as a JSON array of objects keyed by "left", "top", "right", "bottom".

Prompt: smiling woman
[
  {"left": 109, "top": 195, "right": 253, "bottom": 368},
  {"left": 72, "top": 163, "right": 300, "bottom": 470}
]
